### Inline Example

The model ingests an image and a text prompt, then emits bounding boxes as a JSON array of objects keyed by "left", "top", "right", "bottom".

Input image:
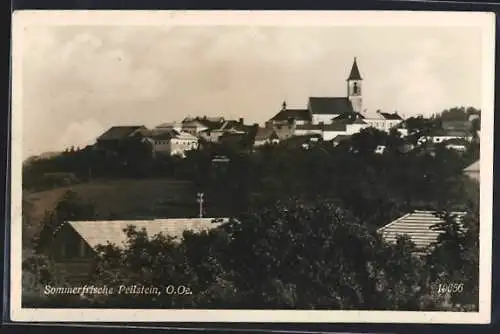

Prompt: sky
[{"left": 20, "top": 23, "right": 483, "bottom": 159}]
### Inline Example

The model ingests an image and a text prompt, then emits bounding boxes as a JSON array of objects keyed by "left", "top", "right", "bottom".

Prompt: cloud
[
  {"left": 20, "top": 25, "right": 483, "bottom": 158},
  {"left": 56, "top": 119, "right": 105, "bottom": 151}
]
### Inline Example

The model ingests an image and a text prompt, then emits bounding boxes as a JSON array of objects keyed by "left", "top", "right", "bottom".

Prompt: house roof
[
  {"left": 195, "top": 117, "right": 225, "bottom": 129},
  {"left": 347, "top": 57, "right": 362, "bottom": 80},
  {"left": 308, "top": 97, "right": 354, "bottom": 115},
  {"left": 364, "top": 111, "right": 403, "bottom": 120},
  {"left": 464, "top": 160, "right": 480, "bottom": 172},
  {"left": 97, "top": 126, "right": 146, "bottom": 141},
  {"left": 332, "top": 134, "right": 352, "bottom": 143},
  {"left": 380, "top": 112, "right": 403, "bottom": 120},
  {"left": 323, "top": 121, "right": 347, "bottom": 132},
  {"left": 270, "top": 109, "right": 311, "bottom": 122},
  {"left": 182, "top": 120, "right": 208, "bottom": 129},
  {"left": 68, "top": 218, "right": 229, "bottom": 250},
  {"left": 377, "top": 210, "right": 466, "bottom": 253}
]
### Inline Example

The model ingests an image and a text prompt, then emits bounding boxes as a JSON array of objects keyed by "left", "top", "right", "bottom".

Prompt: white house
[
  {"left": 362, "top": 110, "right": 404, "bottom": 132},
  {"left": 419, "top": 129, "right": 473, "bottom": 145},
  {"left": 146, "top": 129, "right": 199, "bottom": 158}
]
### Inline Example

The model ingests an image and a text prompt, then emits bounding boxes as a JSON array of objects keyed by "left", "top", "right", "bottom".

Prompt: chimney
[
  {"left": 376, "top": 109, "right": 381, "bottom": 114},
  {"left": 265, "top": 121, "right": 273, "bottom": 128},
  {"left": 239, "top": 117, "right": 244, "bottom": 125},
  {"left": 282, "top": 100, "right": 287, "bottom": 111}
]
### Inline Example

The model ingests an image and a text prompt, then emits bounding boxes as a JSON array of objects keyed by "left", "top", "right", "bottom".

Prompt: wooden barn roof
[{"left": 67, "top": 218, "right": 229, "bottom": 249}]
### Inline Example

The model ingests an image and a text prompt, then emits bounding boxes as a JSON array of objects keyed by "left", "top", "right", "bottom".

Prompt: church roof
[
  {"left": 270, "top": 109, "right": 311, "bottom": 122},
  {"left": 347, "top": 57, "right": 362, "bottom": 81},
  {"left": 308, "top": 97, "right": 354, "bottom": 115}
]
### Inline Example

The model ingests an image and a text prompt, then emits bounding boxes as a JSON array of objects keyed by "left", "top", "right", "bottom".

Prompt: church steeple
[
  {"left": 347, "top": 57, "right": 362, "bottom": 81},
  {"left": 347, "top": 57, "right": 363, "bottom": 113}
]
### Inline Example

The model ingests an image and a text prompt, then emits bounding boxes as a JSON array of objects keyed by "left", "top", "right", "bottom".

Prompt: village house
[
  {"left": 47, "top": 218, "right": 229, "bottom": 283},
  {"left": 419, "top": 129, "right": 473, "bottom": 145},
  {"left": 180, "top": 117, "right": 210, "bottom": 135},
  {"left": 253, "top": 127, "right": 280, "bottom": 147},
  {"left": 362, "top": 110, "right": 404, "bottom": 132},
  {"left": 142, "top": 129, "right": 199, "bottom": 158},
  {"left": 95, "top": 125, "right": 148, "bottom": 152},
  {"left": 378, "top": 210, "right": 466, "bottom": 256}
]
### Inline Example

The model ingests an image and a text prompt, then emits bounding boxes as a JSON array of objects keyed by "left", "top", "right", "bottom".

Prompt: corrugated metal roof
[
  {"left": 68, "top": 218, "right": 229, "bottom": 249},
  {"left": 377, "top": 210, "right": 466, "bottom": 252}
]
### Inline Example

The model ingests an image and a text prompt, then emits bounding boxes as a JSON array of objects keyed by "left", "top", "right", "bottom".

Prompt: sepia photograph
[{"left": 10, "top": 10, "right": 494, "bottom": 323}]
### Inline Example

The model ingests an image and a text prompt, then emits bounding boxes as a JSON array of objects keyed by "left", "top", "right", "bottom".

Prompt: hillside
[{"left": 23, "top": 178, "right": 232, "bottom": 245}]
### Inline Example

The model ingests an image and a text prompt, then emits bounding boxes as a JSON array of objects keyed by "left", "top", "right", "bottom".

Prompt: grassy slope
[{"left": 22, "top": 178, "right": 217, "bottom": 244}]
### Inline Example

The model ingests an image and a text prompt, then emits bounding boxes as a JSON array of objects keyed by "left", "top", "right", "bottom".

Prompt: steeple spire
[{"left": 347, "top": 57, "right": 362, "bottom": 81}]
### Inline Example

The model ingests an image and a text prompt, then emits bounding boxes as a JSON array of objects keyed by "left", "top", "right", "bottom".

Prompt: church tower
[{"left": 347, "top": 57, "right": 363, "bottom": 113}]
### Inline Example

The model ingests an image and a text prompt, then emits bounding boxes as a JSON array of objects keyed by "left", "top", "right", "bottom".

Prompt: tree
[
  {"left": 425, "top": 203, "right": 479, "bottom": 310},
  {"left": 34, "top": 190, "right": 96, "bottom": 253},
  {"left": 91, "top": 197, "right": 430, "bottom": 310}
]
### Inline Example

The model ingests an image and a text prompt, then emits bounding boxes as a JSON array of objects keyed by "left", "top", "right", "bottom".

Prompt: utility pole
[{"left": 196, "top": 192, "right": 204, "bottom": 218}]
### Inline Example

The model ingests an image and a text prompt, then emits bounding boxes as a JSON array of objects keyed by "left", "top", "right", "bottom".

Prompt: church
[{"left": 266, "top": 58, "right": 404, "bottom": 141}]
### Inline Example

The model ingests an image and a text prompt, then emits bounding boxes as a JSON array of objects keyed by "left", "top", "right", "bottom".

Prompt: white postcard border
[{"left": 9, "top": 10, "right": 495, "bottom": 324}]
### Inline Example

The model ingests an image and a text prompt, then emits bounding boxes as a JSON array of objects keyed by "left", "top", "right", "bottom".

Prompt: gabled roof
[
  {"left": 270, "top": 109, "right": 311, "bottom": 122},
  {"left": 196, "top": 117, "right": 227, "bottom": 130},
  {"left": 97, "top": 126, "right": 147, "bottom": 141},
  {"left": 377, "top": 210, "right": 466, "bottom": 253},
  {"left": 68, "top": 218, "right": 229, "bottom": 250},
  {"left": 364, "top": 111, "right": 403, "bottom": 121},
  {"left": 309, "top": 97, "right": 354, "bottom": 115},
  {"left": 380, "top": 112, "right": 403, "bottom": 120},
  {"left": 347, "top": 57, "right": 362, "bottom": 81}
]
